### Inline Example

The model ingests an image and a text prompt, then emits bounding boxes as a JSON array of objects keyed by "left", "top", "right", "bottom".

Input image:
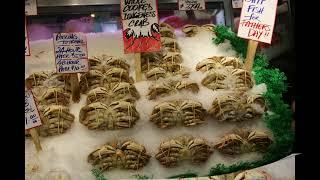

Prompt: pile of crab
[
  {"left": 25, "top": 71, "right": 75, "bottom": 137},
  {"left": 79, "top": 55, "right": 140, "bottom": 130},
  {"left": 182, "top": 24, "right": 216, "bottom": 37}
]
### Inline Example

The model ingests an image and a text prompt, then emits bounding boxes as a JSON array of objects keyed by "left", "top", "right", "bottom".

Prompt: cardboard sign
[
  {"left": 25, "top": 0, "right": 37, "bottom": 16},
  {"left": 25, "top": 18, "right": 30, "bottom": 56},
  {"left": 232, "top": 0, "right": 243, "bottom": 8},
  {"left": 25, "top": 90, "right": 42, "bottom": 130},
  {"left": 237, "top": 0, "right": 278, "bottom": 44},
  {"left": 179, "top": 0, "right": 206, "bottom": 10},
  {"left": 53, "top": 32, "right": 89, "bottom": 73},
  {"left": 120, "top": 0, "right": 161, "bottom": 53}
]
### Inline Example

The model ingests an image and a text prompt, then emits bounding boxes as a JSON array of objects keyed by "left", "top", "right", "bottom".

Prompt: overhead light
[{"left": 90, "top": 13, "right": 95, "bottom": 18}]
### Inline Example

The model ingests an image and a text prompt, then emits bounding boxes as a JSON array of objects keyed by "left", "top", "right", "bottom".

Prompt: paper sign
[
  {"left": 25, "top": 18, "right": 30, "bottom": 56},
  {"left": 25, "top": 90, "right": 42, "bottom": 130},
  {"left": 120, "top": 0, "right": 161, "bottom": 53},
  {"left": 179, "top": 0, "right": 206, "bottom": 10},
  {"left": 53, "top": 32, "right": 89, "bottom": 73},
  {"left": 232, "top": 0, "right": 243, "bottom": 8},
  {"left": 237, "top": 0, "right": 278, "bottom": 44},
  {"left": 25, "top": 0, "right": 37, "bottom": 16}
]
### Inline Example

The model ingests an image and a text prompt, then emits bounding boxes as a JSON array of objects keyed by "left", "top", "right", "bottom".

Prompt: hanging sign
[
  {"left": 25, "top": 18, "right": 30, "bottom": 56},
  {"left": 120, "top": 0, "right": 161, "bottom": 53},
  {"left": 53, "top": 32, "right": 89, "bottom": 74},
  {"left": 178, "top": 0, "right": 206, "bottom": 10},
  {"left": 25, "top": 0, "right": 38, "bottom": 16},
  {"left": 237, "top": 0, "right": 278, "bottom": 44},
  {"left": 232, "top": 0, "right": 243, "bottom": 8},
  {"left": 25, "top": 89, "right": 42, "bottom": 130}
]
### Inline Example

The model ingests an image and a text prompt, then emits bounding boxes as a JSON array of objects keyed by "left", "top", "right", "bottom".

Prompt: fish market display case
[{"left": 25, "top": 0, "right": 294, "bottom": 180}]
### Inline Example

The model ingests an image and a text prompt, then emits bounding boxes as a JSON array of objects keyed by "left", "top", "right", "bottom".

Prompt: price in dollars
[
  {"left": 25, "top": 90, "right": 42, "bottom": 130},
  {"left": 179, "top": 0, "right": 206, "bottom": 11}
]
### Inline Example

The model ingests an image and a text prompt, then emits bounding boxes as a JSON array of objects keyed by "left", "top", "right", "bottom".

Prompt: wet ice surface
[{"left": 25, "top": 30, "right": 269, "bottom": 180}]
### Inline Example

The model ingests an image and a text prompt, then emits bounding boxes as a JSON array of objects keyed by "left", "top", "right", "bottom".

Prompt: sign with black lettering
[
  {"left": 25, "top": 0, "right": 37, "bottom": 16},
  {"left": 53, "top": 32, "right": 89, "bottom": 73},
  {"left": 25, "top": 89, "right": 42, "bottom": 130},
  {"left": 179, "top": 0, "right": 206, "bottom": 11},
  {"left": 120, "top": 0, "right": 161, "bottom": 53}
]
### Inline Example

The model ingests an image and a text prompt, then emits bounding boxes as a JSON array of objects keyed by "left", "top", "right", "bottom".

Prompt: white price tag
[
  {"left": 232, "top": 0, "right": 243, "bottom": 8},
  {"left": 237, "top": 0, "right": 278, "bottom": 44},
  {"left": 25, "top": 18, "right": 30, "bottom": 56},
  {"left": 53, "top": 32, "right": 89, "bottom": 74},
  {"left": 25, "top": 90, "right": 42, "bottom": 130},
  {"left": 25, "top": 0, "right": 37, "bottom": 16},
  {"left": 179, "top": 0, "right": 206, "bottom": 11}
]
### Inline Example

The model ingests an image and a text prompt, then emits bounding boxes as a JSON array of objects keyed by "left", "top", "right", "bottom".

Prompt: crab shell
[
  {"left": 104, "top": 57, "right": 130, "bottom": 72},
  {"left": 234, "top": 170, "right": 272, "bottom": 180},
  {"left": 163, "top": 52, "right": 183, "bottom": 64},
  {"left": 160, "top": 26, "right": 176, "bottom": 38},
  {"left": 26, "top": 72, "right": 50, "bottom": 87},
  {"left": 196, "top": 56, "right": 225, "bottom": 72},
  {"left": 214, "top": 134, "right": 247, "bottom": 155},
  {"left": 160, "top": 22, "right": 174, "bottom": 31},
  {"left": 39, "top": 87, "right": 70, "bottom": 106},
  {"left": 155, "top": 136, "right": 213, "bottom": 167},
  {"left": 79, "top": 70, "right": 104, "bottom": 93},
  {"left": 201, "top": 24, "right": 215, "bottom": 32},
  {"left": 88, "top": 140, "right": 151, "bottom": 171},
  {"left": 182, "top": 24, "right": 199, "bottom": 37},
  {"left": 201, "top": 71, "right": 228, "bottom": 90},
  {"left": 146, "top": 67, "right": 167, "bottom": 80},
  {"left": 247, "top": 130, "right": 273, "bottom": 152},
  {"left": 39, "top": 105, "right": 75, "bottom": 136},
  {"left": 161, "top": 37, "right": 181, "bottom": 52},
  {"left": 86, "top": 87, "right": 109, "bottom": 104},
  {"left": 209, "top": 95, "right": 239, "bottom": 122},
  {"left": 110, "top": 82, "right": 140, "bottom": 101},
  {"left": 103, "top": 67, "right": 131, "bottom": 83},
  {"left": 88, "top": 58, "right": 103, "bottom": 71},
  {"left": 221, "top": 57, "right": 243, "bottom": 69}
]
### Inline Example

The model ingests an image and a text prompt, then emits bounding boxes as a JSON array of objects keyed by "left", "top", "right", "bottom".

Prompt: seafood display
[
  {"left": 88, "top": 140, "right": 151, "bottom": 171},
  {"left": 155, "top": 135, "right": 213, "bottom": 167},
  {"left": 214, "top": 129, "right": 273, "bottom": 155},
  {"left": 234, "top": 170, "right": 272, "bottom": 180},
  {"left": 182, "top": 24, "right": 216, "bottom": 37}
]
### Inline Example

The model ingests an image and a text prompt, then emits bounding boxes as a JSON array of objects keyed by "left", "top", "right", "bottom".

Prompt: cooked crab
[
  {"left": 155, "top": 136, "right": 213, "bottom": 167},
  {"left": 231, "top": 69, "right": 253, "bottom": 91},
  {"left": 104, "top": 57, "right": 130, "bottom": 72},
  {"left": 25, "top": 72, "right": 50, "bottom": 87},
  {"left": 49, "top": 73, "right": 72, "bottom": 93},
  {"left": 160, "top": 26, "right": 176, "bottom": 38},
  {"left": 88, "top": 140, "right": 151, "bottom": 171},
  {"left": 150, "top": 100, "right": 206, "bottom": 128},
  {"left": 161, "top": 37, "right": 181, "bottom": 52},
  {"left": 160, "top": 22, "right": 174, "bottom": 31},
  {"left": 201, "top": 24, "right": 215, "bottom": 32},
  {"left": 201, "top": 71, "right": 228, "bottom": 90},
  {"left": 234, "top": 170, "right": 272, "bottom": 180},
  {"left": 147, "top": 80, "right": 199, "bottom": 100},
  {"left": 88, "top": 58, "right": 103, "bottom": 71},
  {"left": 79, "top": 70, "right": 104, "bottom": 93},
  {"left": 103, "top": 67, "right": 132, "bottom": 84},
  {"left": 110, "top": 82, "right": 140, "bottom": 101},
  {"left": 163, "top": 52, "right": 183, "bottom": 64},
  {"left": 182, "top": 24, "right": 199, "bottom": 37},
  {"left": 79, "top": 100, "right": 139, "bottom": 130},
  {"left": 145, "top": 67, "right": 167, "bottom": 80},
  {"left": 141, "top": 52, "right": 163, "bottom": 72},
  {"left": 86, "top": 87, "right": 109, "bottom": 104},
  {"left": 214, "top": 129, "right": 272, "bottom": 155},
  {"left": 38, "top": 105, "right": 75, "bottom": 136},
  {"left": 196, "top": 56, "right": 243, "bottom": 72},
  {"left": 38, "top": 87, "right": 70, "bottom": 106}
]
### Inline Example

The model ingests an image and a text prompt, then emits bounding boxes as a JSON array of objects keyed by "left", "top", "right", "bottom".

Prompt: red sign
[{"left": 120, "top": 0, "right": 161, "bottom": 53}]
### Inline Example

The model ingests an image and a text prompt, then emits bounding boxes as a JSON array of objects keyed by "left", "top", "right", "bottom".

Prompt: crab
[
  {"left": 163, "top": 52, "right": 183, "bottom": 64},
  {"left": 182, "top": 24, "right": 199, "bottom": 37},
  {"left": 79, "top": 100, "right": 139, "bottom": 130},
  {"left": 160, "top": 22, "right": 174, "bottom": 31},
  {"left": 214, "top": 129, "right": 272, "bottom": 155},
  {"left": 145, "top": 67, "right": 167, "bottom": 80},
  {"left": 161, "top": 37, "right": 181, "bottom": 52},
  {"left": 155, "top": 136, "right": 213, "bottom": 167},
  {"left": 110, "top": 82, "right": 140, "bottom": 101},
  {"left": 234, "top": 170, "right": 272, "bottom": 180},
  {"left": 88, "top": 58, "right": 103, "bottom": 71},
  {"left": 79, "top": 70, "right": 104, "bottom": 93},
  {"left": 103, "top": 67, "right": 132, "bottom": 84},
  {"left": 49, "top": 73, "right": 72, "bottom": 93},
  {"left": 25, "top": 72, "right": 50, "bottom": 87},
  {"left": 38, "top": 105, "right": 75, "bottom": 136},
  {"left": 231, "top": 69, "right": 253, "bottom": 91},
  {"left": 201, "top": 24, "right": 215, "bottom": 32},
  {"left": 196, "top": 56, "right": 243, "bottom": 72},
  {"left": 160, "top": 26, "right": 176, "bottom": 38},
  {"left": 150, "top": 100, "right": 206, "bottom": 128},
  {"left": 201, "top": 71, "right": 228, "bottom": 90},
  {"left": 147, "top": 80, "right": 199, "bottom": 100},
  {"left": 88, "top": 140, "right": 151, "bottom": 171},
  {"left": 38, "top": 87, "right": 70, "bottom": 106},
  {"left": 86, "top": 87, "right": 109, "bottom": 104},
  {"left": 141, "top": 52, "right": 163, "bottom": 72},
  {"left": 104, "top": 56, "right": 130, "bottom": 72}
]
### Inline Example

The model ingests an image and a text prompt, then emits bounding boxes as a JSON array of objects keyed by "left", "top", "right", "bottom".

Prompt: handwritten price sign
[
  {"left": 232, "top": 0, "right": 243, "bottom": 8},
  {"left": 179, "top": 0, "right": 206, "bottom": 10},
  {"left": 237, "top": 0, "right": 278, "bottom": 44},
  {"left": 120, "top": 0, "right": 161, "bottom": 53},
  {"left": 25, "top": 18, "right": 30, "bottom": 56},
  {"left": 25, "top": 90, "right": 42, "bottom": 130},
  {"left": 25, "top": 0, "right": 37, "bottom": 16},
  {"left": 53, "top": 33, "right": 89, "bottom": 73}
]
